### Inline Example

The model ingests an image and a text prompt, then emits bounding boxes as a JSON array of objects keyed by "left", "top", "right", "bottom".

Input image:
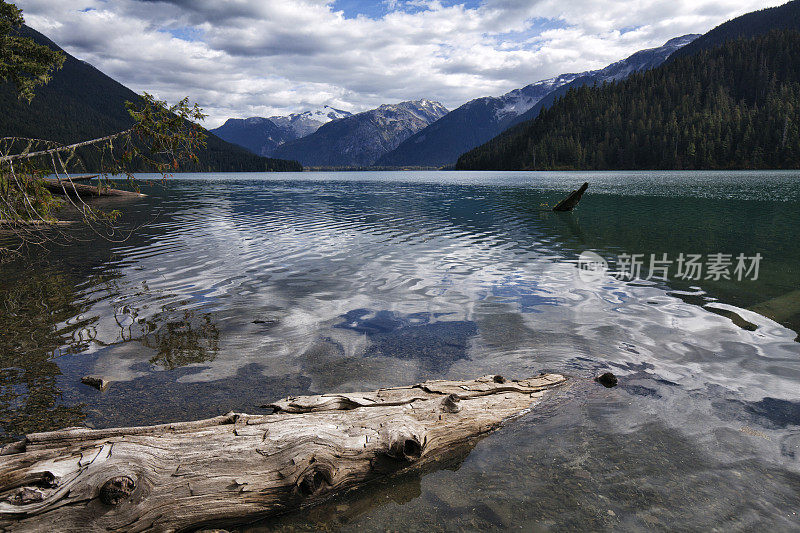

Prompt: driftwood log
[
  {"left": 0, "top": 374, "right": 566, "bottom": 532},
  {"left": 43, "top": 178, "right": 145, "bottom": 199},
  {"left": 553, "top": 182, "right": 589, "bottom": 212}
]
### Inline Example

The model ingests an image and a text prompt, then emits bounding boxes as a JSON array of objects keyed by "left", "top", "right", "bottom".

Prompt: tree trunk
[{"left": 0, "top": 373, "right": 566, "bottom": 532}]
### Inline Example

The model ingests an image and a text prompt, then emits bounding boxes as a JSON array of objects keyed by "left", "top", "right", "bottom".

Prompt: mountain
[
  {"left": 270, "top": 100, "right": 449, "bottom": 167},
  {"left": 209, "top": 117, "right": 293, "bottom": 157},
  {"left": 506, "top": 34, "right": 699, "bottom": 128},
  {"left": 0, "top": 26, "right": 302, "bottom": 172},
  {"left": 376, "top": 35, "right": 697, "bottom": 168},
  {"left": 668, "top": 0, "right": 800, "bottom": 61},
  {"left": 455, "top": 30, "right": 800, "bottom": 171},
  {"left": 210, "top": 106, "right": 352, "bottom": 157},
  {"left": 268, "top": 106, "right": 353, "bottom": 139},
  {"left": 374, "top": 74, "right": 578, "bottom": 168}
]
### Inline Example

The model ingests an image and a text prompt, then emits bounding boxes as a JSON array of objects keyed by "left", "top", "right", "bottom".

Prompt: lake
[{"left": 2, "top": 170, "right": 799, "bottom": 530}]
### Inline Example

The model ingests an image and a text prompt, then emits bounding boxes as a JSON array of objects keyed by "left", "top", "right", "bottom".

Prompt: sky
[{"left": 17, "top": 0, "right": 787, "bottom": 127}]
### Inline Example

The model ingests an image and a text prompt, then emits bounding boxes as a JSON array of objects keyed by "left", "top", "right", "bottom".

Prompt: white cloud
[{"left": 16, "top": 0, "right": 787, "bottom": 127}]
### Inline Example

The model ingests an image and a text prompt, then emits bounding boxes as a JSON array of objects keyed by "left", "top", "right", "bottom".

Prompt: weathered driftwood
[
  {"left": 0, "top": 373, "right": 566, "bottom": 532},
  {"left": 43, "top": 178, "right": 145, "bottom": 199},
  {"left": 553, "top": 182, "right": 589, "bottom": 212}
]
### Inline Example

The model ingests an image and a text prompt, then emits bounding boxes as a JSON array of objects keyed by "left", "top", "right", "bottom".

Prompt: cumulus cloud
[{"left": 16, "top": 0, "right": 786, "bottom": 126}]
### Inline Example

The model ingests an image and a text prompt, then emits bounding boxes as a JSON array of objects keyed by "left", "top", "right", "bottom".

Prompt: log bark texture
[{"left": 0, "top": 373, "right": 566, "bottom": 532}]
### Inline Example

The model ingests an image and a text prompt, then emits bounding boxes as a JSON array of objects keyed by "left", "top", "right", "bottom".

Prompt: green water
[{"left": 1, "top": 170, "right": 799, "bottom": 530}]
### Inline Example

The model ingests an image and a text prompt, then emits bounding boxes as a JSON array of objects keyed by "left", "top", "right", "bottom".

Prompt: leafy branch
[
  {"left": 0, "top": 0, "right": 64, "bottom": 102},
  {"left": 0, "top": 94, "right": 208, "bottom": 259}
]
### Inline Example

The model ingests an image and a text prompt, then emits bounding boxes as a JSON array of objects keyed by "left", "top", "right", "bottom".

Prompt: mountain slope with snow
[
  {"left": 211, "top": 105, "right": 352, "bottom": 157},
  {"left": 377, "top": 34, "right": 698, "bottom": 168},
  {"left": 270, "top": 100, "right": 448, "bottom": 167},
  {"left": 268, "top": 106, "right": 353, "bottom": 139},
  {"left": 507, "top": 35, "right": 699, "bottom": 129}
]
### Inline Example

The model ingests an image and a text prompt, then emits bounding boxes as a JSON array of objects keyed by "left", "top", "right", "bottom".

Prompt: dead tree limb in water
[
  {"left": 553, "top": 182, "right": 589, "bottom": 212},
  {"left": 43, "top": 178, "right": 145, "bottom": 199},
  {"left": 0, "top": 374, "right": 567, "bottom": 532}
]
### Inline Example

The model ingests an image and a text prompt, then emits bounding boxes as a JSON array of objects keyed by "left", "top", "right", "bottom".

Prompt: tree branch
[{"left": 0, "top": 129, "right": 132, "bottom": 163}]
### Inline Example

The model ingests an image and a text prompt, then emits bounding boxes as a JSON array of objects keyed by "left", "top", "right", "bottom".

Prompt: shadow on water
[
  {"left": 334, "top": 310, "right": 477, "bottom": 372},
  {"left": 205, "top": 440, "right": 481, "bottom": 532},
  {"left": 0, "top": 269, "right": 88, "bottom": 438}
]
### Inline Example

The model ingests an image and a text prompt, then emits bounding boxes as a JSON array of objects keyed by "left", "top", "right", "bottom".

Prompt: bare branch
[{"left": 0, "top": 129, "right": 133, "bottom": 163}]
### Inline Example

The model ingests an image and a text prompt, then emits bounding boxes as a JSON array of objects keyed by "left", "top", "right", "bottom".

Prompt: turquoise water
[{"left": 1, "top": 171, "right": 799, "bottom": 530}]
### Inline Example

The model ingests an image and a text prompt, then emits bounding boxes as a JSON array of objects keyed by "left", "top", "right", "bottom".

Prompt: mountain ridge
[
  {"left": 376, "top": 34, "right": 698, "bottom": 168},
  {"left": 211, "top": 106, "right": 354, "bottom": 157},
  {"left": 270, "top": 99, "right": 448, "bottom": 167},
  {"left": 504, "top": 34, "right": 699, "bottom": 130},
  {"left": 268, "top": 106, "right": 353, "bottom": 139},
  {"left": 455, "top": 29, "right": 800, "bottom": 171},
  {"left": 456, "top": 0, "right": 800, "bottom": 172}
]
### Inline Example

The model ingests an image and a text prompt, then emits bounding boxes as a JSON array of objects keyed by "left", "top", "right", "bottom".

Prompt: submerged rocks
[
  {"left": 81, "top": 376, "right": 111, "bottom": 392},
  {"left": 595, "top": 372, "right": 618, "bottom": 388}
]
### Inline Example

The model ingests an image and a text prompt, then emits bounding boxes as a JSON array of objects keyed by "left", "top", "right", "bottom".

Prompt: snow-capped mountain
[
  {"left": 270, "top": 100, "right": 449, "bottom": 167},
  {"left": 213, "top": 35, "right": 698, "bottom": 167},
  {"left": 507, "top": 34, "right": 701, "bottom": 128},
  {"left": 268, "top": 106, "right": 353, "bottom": 139},
  {"left": 377, "top": 34, "right": 699, "bottom": 168},
  {"left": 492, "top": 73, "right": 582, "bottom": 123},
  {"left": 590, "top": 34, "right": 700, "bottom": 82},
  {"left": 210, "top": 105, "right": 353, "bottom": 157}
]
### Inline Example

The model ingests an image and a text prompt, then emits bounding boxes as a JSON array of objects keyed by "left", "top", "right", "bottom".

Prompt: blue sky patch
[
  {"left": 161, "top": 26, "right": 205, "bottom": 42},
  {"left": 493, "top": 17, "right": 568, "bottom": 45},
  {"left": 333, "top": 0, "right": 484, "bottom": 20},
  {"left": 620, "top": 25, "right": 643, "bottom": 34}
]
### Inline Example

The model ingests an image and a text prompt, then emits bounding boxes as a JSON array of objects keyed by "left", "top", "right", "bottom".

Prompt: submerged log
[
  {"left": 0, "top": 374, "right": 566, "bottom": 532},
  {"left": 43, "top": 178, "right": 145, "bottom": 199},
  {"left": 553, "top": 182, "right": 589, "bottom": 212}
]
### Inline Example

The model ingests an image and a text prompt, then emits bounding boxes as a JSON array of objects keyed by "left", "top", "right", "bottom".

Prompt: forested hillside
[
  {"left": 0, "top": 26, "right": 302, "bottom": 172},
  {"left": 456, "top": 30, "right": 800, "bottom": 171}
]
